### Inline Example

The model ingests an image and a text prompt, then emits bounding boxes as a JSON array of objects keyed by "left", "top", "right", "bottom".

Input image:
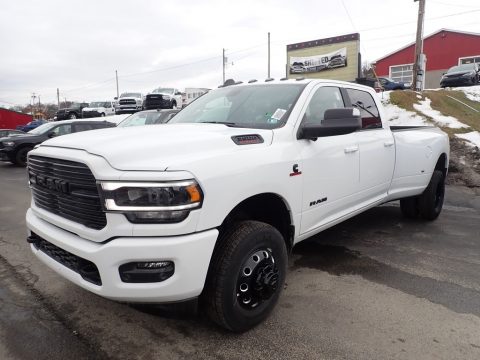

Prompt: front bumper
[
  {"left": 440, "top": 77, "right": 475, "bottom": 87},
  {"left": 27, "top": 208, "right": 218, "bottom": 302},
  {"left": 0, "top": 148, "right": 14, "bottom": 162}
]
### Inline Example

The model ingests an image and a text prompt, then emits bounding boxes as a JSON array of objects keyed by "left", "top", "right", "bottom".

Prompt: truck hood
[{"left": 39, "top": 123, "right": 273, "bottom": 171}]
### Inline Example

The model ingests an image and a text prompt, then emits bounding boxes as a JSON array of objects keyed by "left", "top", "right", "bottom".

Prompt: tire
[
  {"left": 202, "top": 221, "right": 287, "bottom": 332},
  {"left": 171, "top": 101, "right": 177, "bottom": 109},
  {"left": 400, "top": 196, "right": 419, "bottom": 219},
  {"left": 418, "top": 170, "right": 445, "bottom": 220},
  {"left": 15, "top": 147, "right": 32, "bottom": 167},
  {"left": 101, "top": 113, "right": 105, "bottom": 117},
  {"left": 68, "top": 113, "right": 77, "bottom": 119}
]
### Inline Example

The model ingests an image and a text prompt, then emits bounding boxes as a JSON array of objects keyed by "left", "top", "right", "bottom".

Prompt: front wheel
[
  {"left": 15, "top": 147, "right": 33, "bottom": 167},
  {"left": 68, "top": 113, "right": 77, "bottom": 119},
  {"left": 202, "top": 221, "right": 287, "bottom": 332},
  {"left": 171, "top": 101, "right": 177, "bottom": 109}
]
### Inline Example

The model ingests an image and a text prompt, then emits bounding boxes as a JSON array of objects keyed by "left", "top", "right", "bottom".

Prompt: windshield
[
  {"left": 169, "top": 84, "right": 305, "bottom": 129},
  {"left": 120, "top": 93, "right": 142, "bottom": 98},
  {"left": 152, "top": 88, "right": 174, "bottom": 95},
  {"left": 448, "top": 64, "right": 475, "bottom": 73},
  {"left": 27, "top": 122, "right": 57, "bottom": 135},
  {"left": 118, "top": 111, "right": 175, "bottom": 127}
]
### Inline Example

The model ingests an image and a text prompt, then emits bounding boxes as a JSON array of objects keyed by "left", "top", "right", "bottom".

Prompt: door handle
[
  {"left": 384, "top": 141, "right": 394, "bottom": 147},
  {"left": 344, "top": 146, "right": 359, "bottom": 154}
]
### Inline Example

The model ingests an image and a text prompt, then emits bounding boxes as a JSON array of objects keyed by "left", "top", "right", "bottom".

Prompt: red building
[
  {"left": 374, "top": 29, "right": 480, "bottom": 89},
  {"left": 0, "top": 108, "right": 33, "bottom": 129}
]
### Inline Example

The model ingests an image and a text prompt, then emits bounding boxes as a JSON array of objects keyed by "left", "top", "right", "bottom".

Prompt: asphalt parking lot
[{"left": 1, "top": 162, "right": 480, "bottom": 360}]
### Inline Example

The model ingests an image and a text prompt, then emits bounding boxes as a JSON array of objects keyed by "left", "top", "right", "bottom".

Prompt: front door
[{"left": 299, "top": 85, "right": 360, "bottom": 235}]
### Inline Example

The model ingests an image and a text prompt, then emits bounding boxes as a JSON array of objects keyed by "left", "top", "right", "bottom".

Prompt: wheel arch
[{"left": 218, "top": 192, "right": 294, "bottom": 252}]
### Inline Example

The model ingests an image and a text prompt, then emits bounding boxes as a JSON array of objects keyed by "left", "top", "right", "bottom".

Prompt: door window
[
  {"left": 345, "top": 88, "right": 382, "bottom": 129},
  {"left": 74, "top": 123, "right": 95, "bottom": 132},
  {"left": 305, "top": 86, "right": 345, "bottom": 124},
  {"left": 51, "top": 124, "right": 72, "bottom": 136}
]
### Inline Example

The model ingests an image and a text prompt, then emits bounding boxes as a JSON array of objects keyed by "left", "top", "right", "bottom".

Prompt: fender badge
[{"left": 290, "top": 164, "right": 302, "bottom": 177}]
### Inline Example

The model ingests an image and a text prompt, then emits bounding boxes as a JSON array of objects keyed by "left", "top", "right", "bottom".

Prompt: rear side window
[
  {"left": 74, "top": 124, "right": 95, "bottom": 132},
  {"left": 346, "top": 88, "right": 382, "bottom": 129},
  {"left": 305, "top": 86, "right": 345, "bottom": 124}
]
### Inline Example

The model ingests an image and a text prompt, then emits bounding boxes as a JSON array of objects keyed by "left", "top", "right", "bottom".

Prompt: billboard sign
[{"left": 286, "top": 33, "right": 360, "bottom": 82}]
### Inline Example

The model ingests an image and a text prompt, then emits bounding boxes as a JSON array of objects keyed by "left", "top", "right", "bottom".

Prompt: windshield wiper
[{"left": 199, "top": 121, "right": 239, "bottom": 127}]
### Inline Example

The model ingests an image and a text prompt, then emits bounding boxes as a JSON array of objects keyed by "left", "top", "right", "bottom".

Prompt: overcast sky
[{"left": 1, "top": 0, "right": 479, "bottom": 106}]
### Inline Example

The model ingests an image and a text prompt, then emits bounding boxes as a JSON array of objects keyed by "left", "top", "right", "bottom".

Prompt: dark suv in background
[
  {"left": 0, "top": 119, "right": 115, "bottom": 166},
  {"left": 55, "top": 103, "right": 89, "bottom": 120},
  {"left": 440, "top": 63, "right": 480, "bottom": 88}
]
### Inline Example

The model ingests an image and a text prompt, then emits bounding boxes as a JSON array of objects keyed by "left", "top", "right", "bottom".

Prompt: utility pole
[
  {"left": 412, "top": 0, "right": 426, "bottom": 91},
  {"left": 268, "top": 32, "right": 271, "bottom": 78},
  {"left": 222, "top": 48, "right": 226, "bottom": 84},
  {"left": 115, "top": 70, "right": 119, "bottom": 98},
  {"left": 57, "top": 88, "right": 60, "bottom": 109}
]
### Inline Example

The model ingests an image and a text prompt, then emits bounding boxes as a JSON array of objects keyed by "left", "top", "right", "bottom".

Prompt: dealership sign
[
  {"left": 290, "top": 48, "right": 347, "bottom": 74},
  {"left": 286, "top": 33, "right": 360, "bottom": 82}
]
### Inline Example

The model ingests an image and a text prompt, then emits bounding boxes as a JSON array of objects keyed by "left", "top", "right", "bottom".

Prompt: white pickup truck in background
[
  {"left": 82, "top": 101, "right": 116, "bottom": 118},
  {"left": 25, "top": 79, "right": 449, "bottom": 332}
]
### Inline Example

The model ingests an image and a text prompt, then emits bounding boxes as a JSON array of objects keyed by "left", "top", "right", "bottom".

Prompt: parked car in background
[
  {"left": 378, "top": 77, "right": 408, "bottom": 90},
  {"left": 0, "top": 129, "right": 26, "bottom": 137},
  {"left": 115, "top": 93, "right": 144, "bottom": 114},
  {"left": 55, "top": 103, "right": 89, "bottom": 120},
  {"left": 440, "top": 63, "right": 480, "bottom": 88},
  {"left": 184, "top": 88, "right": 209, "bottom": 107},
  {"left": 143, "top": 88, "right": 183, "bottom": 110},
  {"left": 117, "top": 109, "right": 179, "bottom": 127},
  {"left": 16, "top": 119, "right": 46, "bottom": 132},
  {"left": 0, "top": 119, "right": 115, "bottom": 166},
  {"left": 82, "top": 101, "right": 116, "bottom": 118}
]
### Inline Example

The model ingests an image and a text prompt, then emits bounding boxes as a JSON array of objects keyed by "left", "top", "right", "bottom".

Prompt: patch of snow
[
  {"left": 413, "top": 98, "right": 469, "bottom": 129},
  {"left": 454, "top": 85, "right": 480, "bottom": 102},
  {"left": 379, "top": 91, "right": 429, "bottom": 126},
  {"left": 456, "top": 131, "right": 480, "bottom": 149},
  {"left": 416, "top": 94, "right": 422, "bottom": 99}
]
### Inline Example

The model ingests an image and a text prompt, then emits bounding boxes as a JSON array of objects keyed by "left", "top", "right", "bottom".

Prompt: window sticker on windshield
[{"left": 271, "top": 108, "right": 287, "bottom": 121}]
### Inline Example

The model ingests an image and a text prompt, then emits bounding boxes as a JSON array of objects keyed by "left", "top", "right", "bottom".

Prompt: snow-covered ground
[
  {"left": 456, "top": 131, "right": 480, "bottom": 149},
  {"left": 413, "top": 98, "right": 469, "bottom": 129},
  {"left": 379, "top": 91, "right": 429, "bottom": 126},
  {"left": 454, "top": 85, "right": 480, "bottom": 103}
]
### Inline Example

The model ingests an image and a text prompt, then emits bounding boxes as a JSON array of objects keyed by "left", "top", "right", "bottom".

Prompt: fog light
[{"left": 119, "top": 261, "right": 174, "bottom": 283}]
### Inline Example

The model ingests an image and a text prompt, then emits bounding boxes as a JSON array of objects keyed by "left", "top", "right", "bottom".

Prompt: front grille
[
  {"left": 31, "top": 233, "right": 102, "bottom": 286},
  {"left": 119, "top": 99, "right": 136, "bottom": 105},
  {"left": 28, "top": 155, "right": 107, "bottom": 230}
]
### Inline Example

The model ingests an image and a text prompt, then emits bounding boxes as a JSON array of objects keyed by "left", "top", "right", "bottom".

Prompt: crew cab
[
  {"left": 143, "top": 87, "right": 183, "bottom": 110},
  {"left": 115, "top": 93, "right": 144, "bottom": 114},
  {"left": 25, "top": 79, "right": 449, "bottom": 332},
  {"left": 82, "top": 101, "right": 116, "bottom": 118},
  {"left": 1, "top": 119, "right": 115, "bottom": 166}
]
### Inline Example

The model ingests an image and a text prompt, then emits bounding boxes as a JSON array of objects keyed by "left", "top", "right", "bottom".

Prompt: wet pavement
[{"left": 1, "top": 161, "right": 480, "bottom": 359}]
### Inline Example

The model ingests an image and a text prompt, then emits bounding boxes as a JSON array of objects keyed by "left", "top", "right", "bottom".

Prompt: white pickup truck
[{"left": 26, "top": 79, "right": 449, "bottom": 332}]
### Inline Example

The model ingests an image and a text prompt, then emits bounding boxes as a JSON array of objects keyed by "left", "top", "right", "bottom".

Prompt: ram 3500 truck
[{"left": 26, "top": 79, "right": 449, "bottom": 332}]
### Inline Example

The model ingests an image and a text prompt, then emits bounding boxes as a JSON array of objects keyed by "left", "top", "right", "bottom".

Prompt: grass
[{"left": 388, "top": 88, "right": 480, "bottom": 138}]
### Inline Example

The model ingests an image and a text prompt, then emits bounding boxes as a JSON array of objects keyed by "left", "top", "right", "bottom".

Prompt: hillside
[{"left": 379, "top": 86, "right": 480, "bottom": 188}]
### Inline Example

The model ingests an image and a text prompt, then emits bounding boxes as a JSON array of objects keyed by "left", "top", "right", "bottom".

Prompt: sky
[{"left": 0, "top": 0, "right": 479, "bottom": 107}]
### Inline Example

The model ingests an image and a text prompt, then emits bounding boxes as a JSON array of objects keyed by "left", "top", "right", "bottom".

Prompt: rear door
[
  {"left": 299, "top": 85, "right": 360, "bottom": 235},
  {"left": 345, "top": 88, "right": 395, "bottom": 203}
]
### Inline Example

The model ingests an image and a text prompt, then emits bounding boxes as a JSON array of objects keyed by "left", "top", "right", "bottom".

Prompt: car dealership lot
[{"left": 1, "top": 162, "right": 480, "bottom": 360}]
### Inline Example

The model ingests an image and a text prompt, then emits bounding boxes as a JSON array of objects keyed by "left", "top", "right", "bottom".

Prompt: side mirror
[
  {"left": 299, "top": 108, "right": 361, "bottom": 139},
  {"left": 114, "top": 97, "right": 118, "bottom": 100}
]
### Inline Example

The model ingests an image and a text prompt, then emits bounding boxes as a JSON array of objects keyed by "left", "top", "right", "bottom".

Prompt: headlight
[
  {"left": 100, "top": 180, "right": 203, "bottom": 223},
  {"left": 2, "top": 141, "right": 15, "bottom": 147}
]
